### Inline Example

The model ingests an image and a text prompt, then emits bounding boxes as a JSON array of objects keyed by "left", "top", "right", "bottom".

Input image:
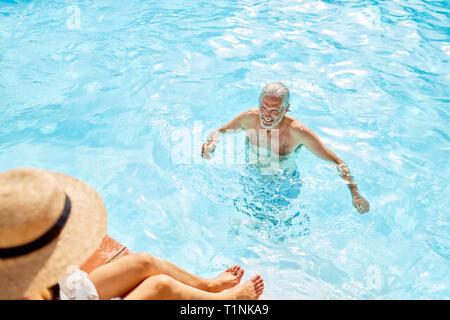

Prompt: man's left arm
[{"left": 293, "top": 124, "right": 370, "bottom": 214}]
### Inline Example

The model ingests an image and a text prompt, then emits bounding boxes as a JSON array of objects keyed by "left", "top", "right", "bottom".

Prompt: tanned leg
[
  {"left": 123, "top": 274, "right": 264, "bottom": 300},
  {"left": 88, "top": 252, "right": 244, "bottom": 300}
]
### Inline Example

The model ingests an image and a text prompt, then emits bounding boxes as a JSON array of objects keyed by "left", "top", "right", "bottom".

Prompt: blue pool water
[{"left": 0, "top": 0, "right": 449, "bottom": 299}]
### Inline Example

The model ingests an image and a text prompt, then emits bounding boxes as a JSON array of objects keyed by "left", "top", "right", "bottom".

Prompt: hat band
[{"left": 0, "top": 194, "right": 72, "bottom": 259}]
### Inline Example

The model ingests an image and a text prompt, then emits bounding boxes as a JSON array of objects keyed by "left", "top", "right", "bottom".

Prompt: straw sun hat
[{"left": 0, "top": 168, "right": 107, "bottom": 299}]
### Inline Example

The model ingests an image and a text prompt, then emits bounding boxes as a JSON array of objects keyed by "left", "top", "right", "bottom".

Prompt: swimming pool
[{"left": 0, "top": 0, "right": 448, "bottom": 299}]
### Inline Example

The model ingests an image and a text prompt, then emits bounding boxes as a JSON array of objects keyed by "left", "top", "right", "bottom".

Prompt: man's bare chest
[{"left": 245, "top": 129, "right": 297, "bottom": 156}]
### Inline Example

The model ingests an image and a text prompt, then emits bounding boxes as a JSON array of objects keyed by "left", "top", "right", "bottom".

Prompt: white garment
[{"left": 58, "top": 267, "right": 99, "bottom": 300}]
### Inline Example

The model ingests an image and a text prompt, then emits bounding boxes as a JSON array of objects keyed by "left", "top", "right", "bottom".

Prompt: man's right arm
[{"left": 201, "top": 109, "right": 254, "bottom": 159}]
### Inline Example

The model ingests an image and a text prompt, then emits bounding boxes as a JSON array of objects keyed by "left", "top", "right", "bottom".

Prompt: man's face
[{"left": 259, "top": 95, "right": 287, "bottom": 129}]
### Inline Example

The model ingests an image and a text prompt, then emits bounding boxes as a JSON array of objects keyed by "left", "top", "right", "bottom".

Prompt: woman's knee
[
  {"left": 144, "top": 274, "right": 174, "bottom": 294},
  {"left": 130, "top": 252, "right": 159, "bottom": 274}
]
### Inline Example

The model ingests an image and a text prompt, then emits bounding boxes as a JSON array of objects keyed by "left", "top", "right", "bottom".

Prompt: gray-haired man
[{"left": 201, "top": 82, "right": 369, "bottom": 214}]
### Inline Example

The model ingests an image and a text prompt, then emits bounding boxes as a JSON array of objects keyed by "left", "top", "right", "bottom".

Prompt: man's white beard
[{"left": 259, "top": 108, "right": 286, "bottom": 129}]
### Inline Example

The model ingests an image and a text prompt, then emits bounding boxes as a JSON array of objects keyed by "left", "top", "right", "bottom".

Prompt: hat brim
[{"left": 0, "top": 169, "right": 107, "bottom": 299}]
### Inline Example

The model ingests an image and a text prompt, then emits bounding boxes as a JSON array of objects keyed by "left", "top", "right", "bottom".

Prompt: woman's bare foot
[
  {"left": 209, "top": 265, "right": 245, "bottom": 292},
  {"left": 222, "top": 275, "right": 264, "bottom": 300}
]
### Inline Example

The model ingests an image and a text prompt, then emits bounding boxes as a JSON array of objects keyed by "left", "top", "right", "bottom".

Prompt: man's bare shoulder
[
  {"left": 238, "top": 108, "right": 259, "bottom": 126},
  {"left": 285, "top": 116, "right": 314, "bottom": 139},
  {"left": 285, "top": 116, "right": 308, "bottom": 132},
  {"left": 242, "top": 108, "right": 259, "bottom": 118}
]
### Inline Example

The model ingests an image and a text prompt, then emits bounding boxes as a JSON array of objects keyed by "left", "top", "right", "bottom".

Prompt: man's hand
[
  {"left": 335, "top": 162, "right": 369, "bottom": 214},
  {"left": 352, "top": 193, "right": 370, "bottom": 214},
  {"left": 201, "top": 141, "right": 217, "bottom": 159}
]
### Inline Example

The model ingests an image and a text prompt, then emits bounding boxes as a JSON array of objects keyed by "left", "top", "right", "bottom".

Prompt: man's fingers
[
  {"left": 201, "top": 142, "right": 216, "bottom": 159},
  {"left": 354, "top": 200, "right": 364, "bottom": 214},
  {"left": 201, "top": 143, "right": 211, "bottom": 159},
  {"left": 353, "top": 196, "right": 370, "bottom": 214},
  {"left": 202, "top": 149, "right": 210, "bottom": 159},
  {"left": 363, "top": 203, "right": 369, "bottom": 213},
  {"left": 360, "top": 199, "right": 369, "bottom": 213},
  {"left": 357, "top": 201, "right": 369, "bottom": 214},
  {"left": 357, "top": 204, "right": 363, "bottom": 213}
]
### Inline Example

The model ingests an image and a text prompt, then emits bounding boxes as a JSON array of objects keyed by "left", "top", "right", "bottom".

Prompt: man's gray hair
[{"left": 259, "top": 82, "right": 290, "bottom": 109}]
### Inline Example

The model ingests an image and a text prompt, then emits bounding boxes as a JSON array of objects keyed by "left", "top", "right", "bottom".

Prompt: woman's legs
[
  {"left": 123, "top": 274, "right": 264, "bottom": 300},
  {"left": 88, "top": 252, "right": 244, "bottom": 300}
]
